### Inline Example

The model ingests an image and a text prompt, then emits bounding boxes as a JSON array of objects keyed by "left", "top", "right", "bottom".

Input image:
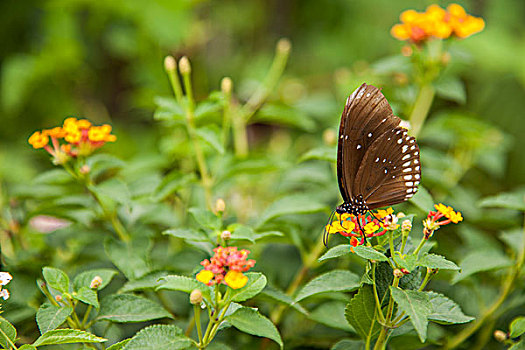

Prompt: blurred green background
[{"left": 1, "top": 0, "right": 523, "bottom": 190}]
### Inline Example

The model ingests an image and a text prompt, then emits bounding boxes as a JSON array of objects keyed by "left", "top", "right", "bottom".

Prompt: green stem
[
  {"left": 374, "top": 275, "right": 401, "bottom": 350},
  {"left": 81, "top": 305, "right": 93, "bottom": 329},
  {"left": 413, "top": 237, "right": 427, "bottom": 256},
  {"left": 408, "top": 83, "right": 435, "bottom": 137},
  {"left": 270, "top": 234, "right": 325, "bottom": 324},
  {"left": 444, "top": 214, "right": 525, "bottom": 349},
  {"left": 371, "top": 263, "right": 385, "bottom": 323},
  {"left": 418, "top": 268, "right": 433, "bottom": 291},
  {"left": 0, "top": 326, "right": 17, "bottom": 350},
  {"left": 194, "top": 304, "right": 203, "bottom": 345},
  {"left": 232, "top": 106, "right": 249, "bottom": 159}
]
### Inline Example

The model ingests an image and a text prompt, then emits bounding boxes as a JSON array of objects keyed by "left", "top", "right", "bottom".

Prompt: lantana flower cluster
[
  {"left": 423, "top": 203, "right": 463, "bottom": 239},
  {"left": 0, "top": 272, "right": 12, "bottom": 300},
  {"left": 28, "top": 118, "right": 116, "bottom": 164},
  {"left": 391, "top": 4, "right": 485, "bottom": 44},
  {"left": 196, "top": 246, "right": 255, "bottom": 289},
  {"left": 325, "top": 207, "right": 399, "bottom": 249}
]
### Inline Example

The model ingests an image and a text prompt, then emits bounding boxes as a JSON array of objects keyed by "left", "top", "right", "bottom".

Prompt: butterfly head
[{"left": 336, "top": 195, "right": 369, "bottom": 216}]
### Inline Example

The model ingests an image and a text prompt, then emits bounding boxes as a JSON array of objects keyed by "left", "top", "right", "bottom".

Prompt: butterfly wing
[
  {"left": 337, "top": 84, "right": 401, "bottom": 202},
  {"left": 354, "top": 126, "right": 421, "bottom": 209}
]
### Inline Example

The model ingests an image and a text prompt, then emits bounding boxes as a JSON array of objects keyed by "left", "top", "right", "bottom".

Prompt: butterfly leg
[
  {"left": 323, "top": 209, "right": 337, "bottom": 247},
  {"left": 356, "top": 214, "right": 367, "bottom": 244}
]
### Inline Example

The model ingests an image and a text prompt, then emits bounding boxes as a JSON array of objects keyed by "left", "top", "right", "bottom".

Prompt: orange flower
[
  {"left": 28, "top": 131, "right": 49, "bottom": 149},
  {"left": 423, "top": 203, "right": 463, "bottom": 239},
  {"left": 197, "top": 246, "right": 255, "bottom": 289}
]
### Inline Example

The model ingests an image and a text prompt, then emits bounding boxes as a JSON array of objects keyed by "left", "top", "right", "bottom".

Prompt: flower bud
[
  {"left": 55, "top": 295, "right": 63, "bottom": 302},
  {"left": 277, "top": 38, "right": 291, "bottom": 54},
  {"left": 80, "top": 165, "right": 90, "bottom": 174},
  {"left": 90, "top": 276, "right": 103, "bottom": 289},
  {"left": 221, "top": 77, "right": 232, "bottom": 94},
  {"left": 323, "top": 129, "right": 336, "bottom": 146},
  {"left": 493, "top": 330, "right": 508, "bottom": 342},
  {"left": 190, "top": 289, "right": 203, "bottom": 305},
  {"left": 215, "top": 198, "right": 226, "bottom": 214},
  {"left": 178, "top": 56, "right": 191, "bottom": 75},
  {"left": 164, "top": 55, "right": 177, "bottom": 72},
  {"left": 393, "top": 269, "right": 404, "bottom": 278},
  {"left": 401, "top": 45, "right": 413, "bottom": 57},
  {"left": 221, "top": 230, "right": 231, "bottom": 240}
]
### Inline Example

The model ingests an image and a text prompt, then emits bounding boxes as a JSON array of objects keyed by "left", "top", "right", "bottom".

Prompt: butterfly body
[{"left": 325, "top": 83, "right": 421, "bottom": 245}]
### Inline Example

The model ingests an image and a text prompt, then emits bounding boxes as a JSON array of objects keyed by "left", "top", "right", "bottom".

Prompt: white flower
[
  {"left": 0, "top": 272, "right": 12, "bottom": 286},
  {"left": 0, "top": 289, "right": 9, "bottom": 300}
]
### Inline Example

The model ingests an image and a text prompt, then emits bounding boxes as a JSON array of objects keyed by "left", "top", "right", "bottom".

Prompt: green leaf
[
  {"left": 19, "top": 345, "right": 37, "bottom": 350},
  {"left": 230, "top": 224, "right": 256, "bottom": 243},
  {"left": 257, "top": 194, "right": 326, "bottom": 227},
  {"left": 195, "top": 125, "right": 224, "bottom": 155},
  {"left": 390, "top": 287, "right": 432, "bottom": 342},
  {"left": 510, "top": 340, "right": 525, "bottom": 350},
  {"left": 310, "top": 301, "right": 354, "bottom": 332},
  {"left": 259, "top": 286, "right": 308, "bottom": 315},
  {"left": 156, "top": 275, "right": 212, "bottom": 302},
  {"left": 254, "top": 230, "right": 284, "bottom": 240},
  {"left": 319, "top": 244, "right": 352, "bottom": 262},
  {"left": 344, "top": 285, "right": 381, "bottom": 340},
  {"left": 295, "top": 270, "right": 360, "bottom": 302},
  {"left": 36, "top": 302, "right": 73, "bottom": 334},
  {"left": 452, "top": 250, "right": 513, "bottom": 284},
  {"left": 151, "top": 172, "right": 196, "bottom": 202},
  {"left": 73, "top": 287, "right": 99, "bottom": 308},
  {"left": 97, "top": 294, "right": 173, "bottom": 323},
  {"left": 478, "top": 191, "right": 525, "bottom": 211},
  {"left": 331, "top": 339, "right": 365, "bottom": 350},
  {"left": 299, "top": 146, "right": 337, "bottom": 163},
  {"left": 195, "top": 100, "right": 222, "bottom": 119},
  {"left": 393, "top": 253, "right": 418, "bottom": 272},
  {"left": 153, "top": 96, "right": 185, "bottom": 122},
  {"left": 230, "top": 273, "right": 267, "bottom": 302},
  {"left": 426, "top": 291, "right": 474, "bottom": 324},
  {"left": 33, "top": 329, "right": 106, "bottom": 346},
  {"left": 0, "top": 316, "right": 17, "bottom": 349},
  {"left": 120, "top": 271, "right": 167, "bottom": 293},
  {"left": 254, "top": 103, "right": 315, "bottom": 131},
  {"left": 73, "top": 269, "right": 118, "bottom": 291},
  {"left": 435, "top": 76, "right": 466, "bottom": 104},
  {"left": 188, "top": 207, "right": 221, "bottom": 230},
  {"left": 353, "top": 246, "right": 389, "bottom": 262},
  {"left": 409, "top": 186, "right": 434, "bottom": 213},
  {"left": 104, "top": 238, "right": 151, "bottom": 280},
  {"left": 226, "top": 307, "right": 283, "bottom": 348},
  {"left": 93, "top": 178, "right": 131, "bottom": 208},
  {"left": 417, "top": 253, "right": 460, "bottom": 271},
  {"left": 163, "top": 228, "right": 211, "bottom": 242},
  {"left": 42, "top": 267, "right": 70, "bottom": 293},
  {"left": 510, "top": 316, "right": 525, "bottom": 338},
  {"left": 124, "top": 324, "right": 194, "bottom": 350},
  {"left": 107, "top": 339, "right": 131, "bottom": 350}
]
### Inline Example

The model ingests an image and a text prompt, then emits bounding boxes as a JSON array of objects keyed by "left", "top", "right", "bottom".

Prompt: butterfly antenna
[
  {"left": 356, "top": 214, "right": 367, "bottom": 244},
  {"left": 323, "top": 209, "right": 336, "bottom": 247}
]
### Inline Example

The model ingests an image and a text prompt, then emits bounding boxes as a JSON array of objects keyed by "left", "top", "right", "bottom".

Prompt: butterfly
[{"left": 324, "top": 83, "right": 421, "bottom": 246}]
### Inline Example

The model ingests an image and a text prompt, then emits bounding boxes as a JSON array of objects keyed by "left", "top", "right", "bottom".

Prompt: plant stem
[
  {"left": 409, "top": 83, "right": 435, "bottom": 137},
  {"left": 270, "top": 234, "right": 325, "bottom": 324},
  {"left": 81, "top": 305, "right": 93, "bottom": 329},
  {"left": 413, "top": 237, "right": 427, "bottom": 256},
  {"left": 371, "top": 263, "right": 385, "bottom": 323},
  {"left": 444, "top": 213, "right": 525, "bottom": 349},
  {"left": 374, "top": 275, "right": 401, "bottom": 350},
  {"left": 194, "top": 304, "right": 203, "bottom": 345}
]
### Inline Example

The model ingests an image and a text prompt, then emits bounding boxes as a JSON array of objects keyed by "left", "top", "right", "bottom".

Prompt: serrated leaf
[
  {"left": 417, "top": 253, "right": 459, "bottom": 271},
  {"left": 259, "top": 286, "right": 308, "bottom": 315},
  {"left": 254, "top": 230, "right": 284, "bottom": 240},
  {"left": 257, "top": 194, "right": 326, "bottom": 227},
  {"left": 510, "top": 316, "right": 525, "bottom": 338},
  {"left": 42, "top": 267, "right": 70, "bottom": 293},
  {"left": 188, "top": 207, "right": 221, "bottom": 230},
  {"left": 92, "top": 178, "right": 131, "bottom": 209},
  {"left": 310, "top": 301, "right": 354, "bottom": 332},
  {"left": 156, "top": 275, "right": 212, "bottom": 302},
  {"left": 319, "top": 244, "right": 352, "bottom": 262},
  {"left": 151, "top": 172, "right": 196, "bottom": 202},
  {"left": 195, "top": 125, "right": 224, "bottom": 155},
  {"left": 390, "top": 287, "right": 432, "bottom": 342},
  {"left": 331, "top": 339, "right": 365, "bottom": 350},
  {"left": 0, "top": 316, "right": 17, "bottom": 349},
  {"left": 104, "top": 238, "right": 151, "bottom": 280},
  {"left": 163, "top": 228, "right": 211, "bottom": 242},
  {"left": 124, "top": 324, "right": 193, "bottom": 350},
  {"left": 353, "top": 246, "right": 389, "bottom": 262},
  {"left": 107, "top": 339, "right": 130, "bottom": 350},
  {"left": 153, "top": 96, "right": 185, "bottom": 122},
  {"left": 73, "top": 269, "right": 118, "bottom": 291},
  {"left": 33, "top": 329, "right": 106, "bottom": 346},
  {"left": 478, "top": 191, "right": 525, "bottom": 211},
  {"left": 295, "top": 270, "right": 360, "bottom": 302},
  {"left": 230, "top": 224, "right": 255, "bottom": 243},
  {"left": 426, "top": 291, "right": 474, "bottom": 324},
  {"left": 120, "top": 271, "right": 167, "bottom": 293},
  {"left": 226, "top": 307, "right": 283, "bottom": 348},
  {"left": 344, "top": 285, "right": 381, "bottom": 340},
  {"left": 74, "top": 287, "right": 99, "bottom": 308},
  {"left": 230, "top": 273, "right": 267, "bottom": 302},
  {"left": 97, "top": 294, "right": 172, "bottom": 323},
  {"left": 36, "top": 302, "right": 73, "bottom": 334},
  {"left": 435, "top": 76, "right": 466, "bottom": 104},
  {"left": 408, "top": 186, "right": 434, "bottom": 213},
  {"left": 299, "top": 146, "right": 336, "bottom": 163},
  {"left": 510, "top": 340, "right": 525, "bottom": 350},
  {"left": 393, "top": 253, "right": 418, "bottom": 272},
  {"left": 19, "top": 345, "right": 37, "bottom": 350},
  {"left": 452, "top": 250, "right": 513, "bottom": 284}
]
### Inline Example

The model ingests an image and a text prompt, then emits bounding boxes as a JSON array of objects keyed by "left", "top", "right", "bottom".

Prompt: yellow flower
[
  {"left": 76, "top": 119, "right": 92, "bottom": 129},
  {"left": 447, "top": 4, "right": 467, "bottom": 19},
  {"left": 28, "top": 131, "right": 49, "bottom": 149},
  {"left": 65, "top": 130, "right": 81, "bottom": 143},
  {"left": 376, "top": 207, "right": 394, "bottom": 219},
  {"left": 196, "top": 270, "right": 214, "bottom": 285},
  {"left": 224, "top": 271, "right": 248, "bottom": 289},
  {"left": 43, "top": 127, "right": 66, "bottom": 138},
  {"left": 434, "top": 203, "right": 463, "bottom": 223},
  {"left": 364, "top": 222, "right": 380, "bottom": 235}
]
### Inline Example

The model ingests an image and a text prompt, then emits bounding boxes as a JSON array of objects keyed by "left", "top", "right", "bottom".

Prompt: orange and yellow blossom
[{"left": 196, "top": 246, "right": 255, "bottom": 289}]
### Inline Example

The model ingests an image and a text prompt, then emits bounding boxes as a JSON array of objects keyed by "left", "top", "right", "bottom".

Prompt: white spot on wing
[
  {"left": 368, "top": 132, "right": 372, "bottom": 137},
  {"left": 402, "top": 145, "right": 408, "bottom": 153},
  {"left": 406, "top": 181, "right": 414, "bottom": 187},
  {"left": 403, "top": 161, "right": 410, "bottom": 167},
  {"left": 397, "top": 139, "right": 402, "bottom": 144},
  {"left": 403, "top": 168, "right": 412, "bottom": 172},
  {"left": 402, "top": 154, "right": 410, "bottom": 160},
  {"left": 404, "top": 175, "right": 412, "bottom": 180},
  {"left": 357, "top": 144, "right": 361, "bottom": 149}
]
